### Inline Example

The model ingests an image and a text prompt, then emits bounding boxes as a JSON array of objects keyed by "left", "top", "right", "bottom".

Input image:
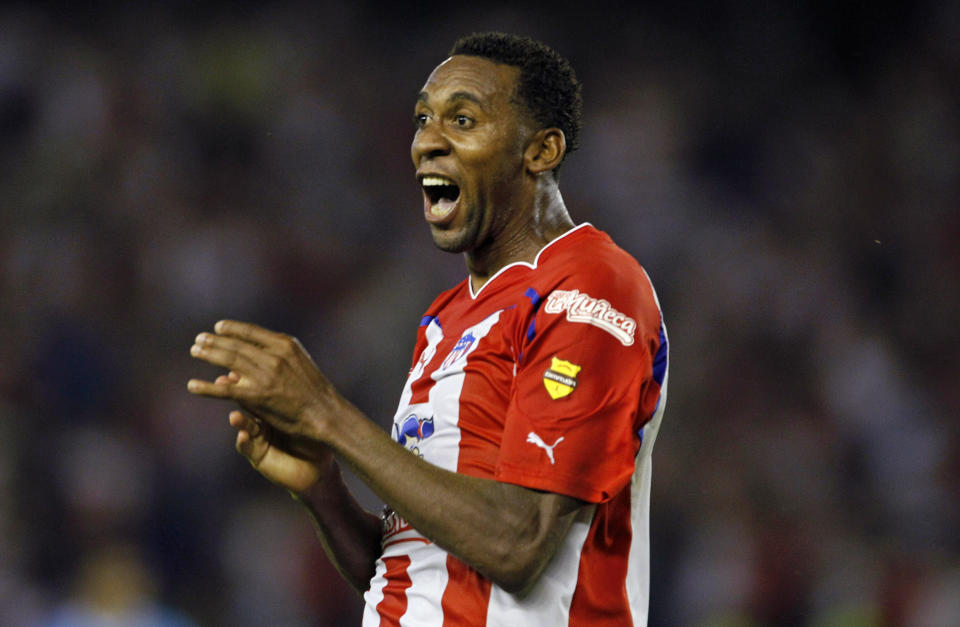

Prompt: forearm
[
  {"left": 293, "top": 461, "right": 383, "bottom": 594},
  {"left": 317, "top": 403, "right": 582, "bottom": 593},
  {"left": 186, "top": 320, "right": 580, "bottom": 592}
]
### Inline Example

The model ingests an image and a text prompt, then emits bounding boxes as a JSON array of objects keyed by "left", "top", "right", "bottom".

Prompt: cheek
[{"left": 457, "top": 129, "right": 525, "bottom": 197}]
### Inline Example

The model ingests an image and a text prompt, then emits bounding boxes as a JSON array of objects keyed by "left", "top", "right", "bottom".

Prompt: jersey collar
[{"left": 467, "top": 223, "right": 594, "bottom": 300}]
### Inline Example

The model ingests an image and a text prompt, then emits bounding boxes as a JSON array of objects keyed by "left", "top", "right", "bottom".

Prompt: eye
[
  {"left": 454, "top": 114, "right": 473, "bottom": 128},
  {"left": 413, "top": 112, "right": 430, "bottom": 128}
]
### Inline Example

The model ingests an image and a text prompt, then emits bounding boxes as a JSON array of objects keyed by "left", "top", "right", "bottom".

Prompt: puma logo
[{"left": 526, "top": 432, "right": 565, "bottom": 465}]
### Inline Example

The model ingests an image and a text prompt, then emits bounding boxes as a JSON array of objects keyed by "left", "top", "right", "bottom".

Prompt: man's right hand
[{"left": 222, "top": 373, "right": 333, "bottom": 495}]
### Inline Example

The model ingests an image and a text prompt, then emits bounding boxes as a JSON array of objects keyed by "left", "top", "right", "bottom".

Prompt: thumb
[{"left": 229, "top": 410, "right": 269, "bottom": 466}]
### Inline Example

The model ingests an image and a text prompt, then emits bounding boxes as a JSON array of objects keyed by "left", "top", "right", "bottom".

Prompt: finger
[
  {"left": 228, "top": 409, "right": 262, "bottom": 437},
  {"left": 187, "top": 378, "right": 251, "bottom": 400},
  {"left": 230, "top": 412, "right": 268, "bottom": 464},
  {"left": 194, "top": 332, "right": 263, "bottom": 355},
  {"left": 235, "top": 427, "right": 254, "bottom": 458},
  {"left": 192, "top": 334, "right": 282, "bottom": 381},
  {"left": 214, "top": 320, "right": 289, "bottom": 350},
  {"left": 189, "top": 340, "right": 263, "bottom": 375},
  {"left": 215, "top": 371, "right": 242, "bottom": 385}
]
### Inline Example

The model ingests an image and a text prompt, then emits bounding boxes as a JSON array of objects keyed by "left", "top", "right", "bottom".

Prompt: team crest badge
[{"left": 543, "top": 356, "right": 581, "bottom": 400}]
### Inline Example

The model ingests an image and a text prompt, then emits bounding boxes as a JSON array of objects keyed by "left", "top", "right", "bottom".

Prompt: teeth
[{"left": 421, "top": 175, "right": 455, "bottom": 187}]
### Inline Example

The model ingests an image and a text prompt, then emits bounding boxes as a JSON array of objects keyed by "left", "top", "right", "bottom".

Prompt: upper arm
[{"left": 494, "top": 262, "right": 665, "bottom": 504}]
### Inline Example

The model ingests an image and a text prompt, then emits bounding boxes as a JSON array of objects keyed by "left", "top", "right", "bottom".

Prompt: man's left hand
[{"left": 187, "top": 320, "right": 339, "bottom": 446}]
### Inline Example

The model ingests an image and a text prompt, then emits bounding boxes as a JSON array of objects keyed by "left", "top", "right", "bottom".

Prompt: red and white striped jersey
[{"left": 363, "top": 224, "right": 669, "bottom": 626}]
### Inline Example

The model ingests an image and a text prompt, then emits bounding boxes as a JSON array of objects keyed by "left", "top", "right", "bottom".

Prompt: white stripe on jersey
[
  {"left": 485, "top": 504, "right": 596, "bottom": 626},
  {"left": 396, "top": 318, "right": 445, "bottom": 410},
  {"left": 625, "top": 323, "right": 668, "bottom": 626},
  {"left": 626, "top": 455, "right": 653, "bottom": 627},
  {"left": 401, "top": 545, "right": 448, "bottom": 627},
  {"left": 368, "top": 310, "right": 507, "bottom": 624},
  {"left": 397, "top": 310, "right": 503, "bottom": 472},
  {"left": 362, "top": 558, "right": 389, "bottom": 627}
]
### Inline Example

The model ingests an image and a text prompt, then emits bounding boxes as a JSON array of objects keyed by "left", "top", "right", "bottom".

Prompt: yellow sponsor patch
[{"left": 543, "top": 356, "right": 581, "bottom": 400}]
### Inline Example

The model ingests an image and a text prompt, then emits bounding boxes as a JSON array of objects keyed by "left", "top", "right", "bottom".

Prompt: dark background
[{"left": 2, "top": 1, "right": 958, "bottom": 625}]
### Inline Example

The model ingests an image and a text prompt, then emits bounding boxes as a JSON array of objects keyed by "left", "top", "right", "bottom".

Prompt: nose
[{"left": 411, "top": 121, "right": 450, "bottom": 166}]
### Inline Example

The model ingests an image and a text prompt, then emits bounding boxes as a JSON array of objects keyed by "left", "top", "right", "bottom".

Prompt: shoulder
[
  {"left": 422, "top": 277, "right": 470, "bottom": 318},
  {"left": 539, "top": 225, "right": 638, "bottom": 275},
  {"left": 537, "top": 225, "right": 661, "bottom": 325}
]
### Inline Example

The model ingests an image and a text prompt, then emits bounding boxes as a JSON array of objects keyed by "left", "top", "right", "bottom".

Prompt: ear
[{"left": 524, "top": 128, "right": 566, "bottom": 175}]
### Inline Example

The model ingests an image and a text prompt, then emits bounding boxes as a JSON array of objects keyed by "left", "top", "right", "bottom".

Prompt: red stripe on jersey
[
  {"left": 408, "top": 356, "right": 438, "bottom": 405},
  {"left": 437, "top": 336, "right": 500, "bottom": 625},
  {"left": 440, "top": 554, "right": 491, "bottom": 626},
  {"left": 454, "top": 325, "right": 512, "bottom": 478},
  {"left": 569, "top": 487, "right": 634, "bottom": 625},
  {"left": 377, "top": 555, "right": 413, "bottom": 626}
]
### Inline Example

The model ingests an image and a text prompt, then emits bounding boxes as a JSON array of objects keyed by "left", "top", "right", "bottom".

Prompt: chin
[
  {"left": 428, "top": 216, "right": 484, "bottom": 254},
  {"left": 429, "top": 227, "right": 472, "bottom": 254}
]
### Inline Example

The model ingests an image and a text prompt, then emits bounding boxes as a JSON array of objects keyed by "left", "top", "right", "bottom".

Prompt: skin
[
  {"left": 188, "top": 55, "right": 583, "bottom": 596},
  {"left": 413, "top": 55, "right": 575, "bottom": 291}
]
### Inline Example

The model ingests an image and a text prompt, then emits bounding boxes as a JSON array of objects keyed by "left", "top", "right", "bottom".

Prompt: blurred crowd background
[{"left": 2, "top": 1, "right": 958, "bottom": 625}]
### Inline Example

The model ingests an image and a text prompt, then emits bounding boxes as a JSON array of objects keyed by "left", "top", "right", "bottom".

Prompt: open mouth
[{"left": 421, "top": 175, "right": 461, "bottom": 217}]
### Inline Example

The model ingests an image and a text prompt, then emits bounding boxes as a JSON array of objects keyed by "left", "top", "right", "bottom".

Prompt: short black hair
[{"left": 449, "top": 32, "right": 582, "bottom": 173}]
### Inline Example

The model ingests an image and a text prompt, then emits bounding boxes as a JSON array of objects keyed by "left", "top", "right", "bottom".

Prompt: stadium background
[{"left": 1, "top": 1, "right": 958, "bottom": 625}]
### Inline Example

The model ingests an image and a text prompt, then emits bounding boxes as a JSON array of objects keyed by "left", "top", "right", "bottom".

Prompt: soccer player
[{"left": 188, "top": 32, "right": 668, "bottom": 626}]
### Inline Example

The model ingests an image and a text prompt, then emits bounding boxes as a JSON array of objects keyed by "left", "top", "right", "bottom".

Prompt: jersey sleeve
[{"left": 493, "top": 263, "right": 664, "bottom": 503}]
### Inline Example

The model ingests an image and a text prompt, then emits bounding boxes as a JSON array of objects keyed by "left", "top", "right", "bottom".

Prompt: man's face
[{"left": 411, "top": 55, "right": 530, "bottom": 254}]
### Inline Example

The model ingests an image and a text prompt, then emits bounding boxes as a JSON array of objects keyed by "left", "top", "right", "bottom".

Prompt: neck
[{"left": 467, "top": 183, "right": 574, "bottom": 293}]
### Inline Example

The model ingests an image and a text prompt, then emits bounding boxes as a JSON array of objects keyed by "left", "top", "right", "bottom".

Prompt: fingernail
[{"left": 190, "top": 344, "right": 202, "bottom": 356}]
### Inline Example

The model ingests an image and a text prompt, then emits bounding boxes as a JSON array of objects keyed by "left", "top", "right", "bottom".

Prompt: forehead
[{"left": 417, "top": 55, "right": 520, "bottom": 107}]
